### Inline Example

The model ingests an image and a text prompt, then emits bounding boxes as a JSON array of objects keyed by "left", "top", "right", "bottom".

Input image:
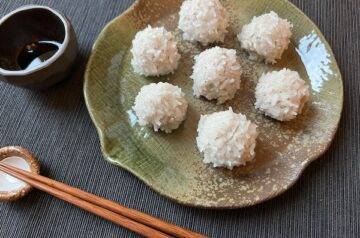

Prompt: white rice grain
[
  {"left": 238, "top": 11, "right": 292, "bottom": 64},
  {"left": 131, "top": 26, "right": 181, "bottom": 76},
  {"left": 255, "top": 69, "right": 310, "bottom": 121},
  {"left": 196, "top": 108, "right": 258, "bottom": 169},
  {"left": 191, "top": 47, "right": 242, "bottom": 104},
  {"left": 133, "top": 82, "right": 188, "bottom": 133},
  {"left": 178, "top": 0, "right": 229, "bottom": 45}
]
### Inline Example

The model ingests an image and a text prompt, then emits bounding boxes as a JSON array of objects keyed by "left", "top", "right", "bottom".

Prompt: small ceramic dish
[
  {"left": 0, "top": 146, "right": 40, "bottom": 201},
  {"left": 0, "top": 5, "right": 78, "bottom": 89},
  {"left": 84, "top": 0, "right": 343, "bottom": 208}
]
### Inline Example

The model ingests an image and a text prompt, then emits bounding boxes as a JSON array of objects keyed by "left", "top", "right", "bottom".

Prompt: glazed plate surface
[{"left": 84, "top": 0, "right": 343, "bottom": 208}]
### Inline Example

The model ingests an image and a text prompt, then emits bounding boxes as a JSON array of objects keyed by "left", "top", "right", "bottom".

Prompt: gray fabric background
[{"left": 0, "top": 0, "right": 359, "bottom": 237}]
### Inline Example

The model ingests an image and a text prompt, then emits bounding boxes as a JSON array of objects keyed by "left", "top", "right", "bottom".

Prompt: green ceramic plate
[{"left": 84, "top": 0, "right": 343, "bottom": 208}]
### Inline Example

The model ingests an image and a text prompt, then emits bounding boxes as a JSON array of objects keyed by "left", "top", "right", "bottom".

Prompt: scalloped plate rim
[{"left": 84, "top": 0, "right": 343, "bottom": 209}]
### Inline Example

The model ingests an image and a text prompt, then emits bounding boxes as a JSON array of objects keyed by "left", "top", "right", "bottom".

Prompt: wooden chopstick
[
  {"left": 0, "top": 164, "right": 170, "bottom": 238},
  {"left": 0, "top": 163, "right": 206, "bottom": 238}
]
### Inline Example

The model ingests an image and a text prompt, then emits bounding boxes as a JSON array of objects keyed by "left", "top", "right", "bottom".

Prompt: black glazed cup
[{"left": 0, "top": 5, "right": 78, "bottom": 89}]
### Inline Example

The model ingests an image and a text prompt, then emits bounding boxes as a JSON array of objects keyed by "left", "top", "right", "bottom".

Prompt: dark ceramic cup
[{"left": 0, "top": 5, "right": 78, "bottom": 89}]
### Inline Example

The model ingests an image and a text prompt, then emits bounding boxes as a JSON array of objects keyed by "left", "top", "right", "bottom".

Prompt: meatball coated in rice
[
  {"left": 238, "top": 11, "right": 292, "bottom": 64},
  {"left": 133, "top": 82, "right": 188, "bottom": 133},
  {"left": 178, "top": 0, "right": 229, "bottom": 45},
  {"left": 131, "top": 26, "right": 181, "bottom": 76},
  {"left": 196, "top": 108, "right": 258, "bottom": 169},
  {"left": 191, "top": 47, "right": 242, "bottom": 104},
  {"left": 255, "top": 69, "right": 310, "bottom": 121}
]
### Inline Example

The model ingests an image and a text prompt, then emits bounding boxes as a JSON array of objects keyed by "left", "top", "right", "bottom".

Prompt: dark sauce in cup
[{"left": 16, "top": 40, "right": 62, "bottom": 70}]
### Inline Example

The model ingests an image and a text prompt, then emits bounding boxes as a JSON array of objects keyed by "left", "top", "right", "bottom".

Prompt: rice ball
[
  {"left": 255, "top": 69, "right": 310, "bottom": 121},
  {"left": 178, "top": 0, "right": 229, "bottom": 45},
  {"left": 238, "top": 11, "right": 293, "bottom": 64},
  {"left": 131, "top": 26, "right": 181, "bottom": 76},
  {"left": 133, "top": 82, "right": 188, "bottom": 133},
  {"left": 191, "top": 47, "right": 242, "bottom": 104},
  {"left": 196, "top": 108, "right": 258, "bottom": 169}
]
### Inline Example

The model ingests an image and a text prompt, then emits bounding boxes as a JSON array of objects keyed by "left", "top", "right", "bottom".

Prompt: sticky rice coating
[
  {"left": 196, "top": 108, "right": 258, "bottom": 169},
  {"left": 191, "top": 47, "right": 242, "bottom": 104},
  {"left": 131, "top": 26, "right": 181, "bottom": 76},
  {"left": 238, "top": 11, "right": 293, "bottom": 64},
  {"left": 133, "top": 82, "right": 188, "bottom": 133},
  {"left": 178, "top": 0, "right": 229, "bottom": 45},
  {"left": 255, "top": 69, "right": 310, "bottom": 121}
]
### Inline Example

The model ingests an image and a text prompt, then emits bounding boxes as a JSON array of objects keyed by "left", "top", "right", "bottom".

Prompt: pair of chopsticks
[{"left": 0, "top": 162, "right": 206, "bottom": 238}]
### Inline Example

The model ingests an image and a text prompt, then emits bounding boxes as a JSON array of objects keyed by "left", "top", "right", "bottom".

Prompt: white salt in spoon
[{"left": 0, "top": 146, "right": 40, "bottom": 201}]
